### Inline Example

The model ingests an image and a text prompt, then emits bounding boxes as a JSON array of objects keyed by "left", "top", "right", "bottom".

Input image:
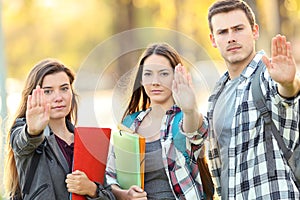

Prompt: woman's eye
[
  {"left": 235, "top": 27, "right": 243, "bottom": 32},
  {"left": 44, "top": 90, "right": 52, "bottom": 95},
  {"left": 161, "top": 72, "right": 169, "bottom": 77},
  {"left": 61, "top": 87, "right": 69, "bottom": 91}
]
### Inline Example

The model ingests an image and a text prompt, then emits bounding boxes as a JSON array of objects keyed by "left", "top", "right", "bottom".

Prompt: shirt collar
[
  {"left": 240, "top": 50, "right": 265, "bottom": 79},
  {"left": 141, "top": 104, "right": 181, "bottom": 117},
  {"left": 166, "top": 104, "right": 181, "bottom": 115}
]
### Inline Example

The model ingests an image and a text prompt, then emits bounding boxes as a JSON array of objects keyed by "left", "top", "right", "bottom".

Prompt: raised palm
[
  {"left": 172, "top": 64, "right": 197, "bottom": 113},
  {"left": 262, "top": 34, "right": 297, "bottom": 85},
  {"left": 26, "top": 85, "right": 50, "bottom": 135}
]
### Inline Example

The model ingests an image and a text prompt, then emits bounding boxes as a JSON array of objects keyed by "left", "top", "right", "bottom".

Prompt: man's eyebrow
[
  {"left": 216, "top": 27, "right": 227, "bottom": 32},
  {"left": 230, "top": 24, "right": 244, "bottom": 29},
  {"left": 216, "top": 24, "right": 244, "bottom": 32}
]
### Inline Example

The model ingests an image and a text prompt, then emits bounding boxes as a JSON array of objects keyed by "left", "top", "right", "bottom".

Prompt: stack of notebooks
[{"left": 113, "top": 125, "right": 145, "bottom": 190}]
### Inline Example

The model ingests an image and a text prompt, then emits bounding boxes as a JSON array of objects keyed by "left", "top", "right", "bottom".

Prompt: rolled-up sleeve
[{"left": 179, "top": 116, "right": 209, "bottom": 146}]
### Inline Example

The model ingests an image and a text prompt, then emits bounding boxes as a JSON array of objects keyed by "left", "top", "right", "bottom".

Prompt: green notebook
[{"left": 113, "top": 130, "right": 145, "bottom": 189}]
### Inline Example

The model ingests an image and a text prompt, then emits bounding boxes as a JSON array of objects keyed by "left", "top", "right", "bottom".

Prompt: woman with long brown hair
[
  {"left": 106, "top": 43, "right": 214, "bottom": 199},
  {"left": 4, "top": 59, "right": 115, "bottom": 200}
]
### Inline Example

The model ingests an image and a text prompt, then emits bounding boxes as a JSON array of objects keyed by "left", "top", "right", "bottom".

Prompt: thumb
[
  {"left": 72, "top": 170, "right": 83, "bottom": 175},
  {"left": 172, "top": 80, "right": 178, "bottom": 93},
  {"left": 130, "top": 185, "right": 144, "bottom": 193},
  {"left": 44, "top": 103, "right": 51, "bottom": 118},
  {"left": 262, "top": 55, "right": 271, "bottom": 69},
  {"left": 187, "top": 73, "right": 193, "bottom": 87}
]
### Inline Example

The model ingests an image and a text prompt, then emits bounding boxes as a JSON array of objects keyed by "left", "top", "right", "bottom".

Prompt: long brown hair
[
  {"left": 4, "top": 58, "right": 78, "bottom": 198},
  {"left": 198, "top": 148, "right": 214, "bottom": 199},
  {"left": 122, "top": 42, "right": 182, "bottom": 121}
]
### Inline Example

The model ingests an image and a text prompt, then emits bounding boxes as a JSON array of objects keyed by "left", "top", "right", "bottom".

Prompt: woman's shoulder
[
  {"left": 122, "top": 111, "right": 142, "bottom": 127},
  {"left": 11, "top": 117, "right": 26, "bottom": 133}
]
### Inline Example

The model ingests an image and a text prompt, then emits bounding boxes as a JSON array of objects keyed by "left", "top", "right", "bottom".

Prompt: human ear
[
  {"left": 252, "top": 24, "right": 259, "bottom": 40},
  {"left": 210, "top": 34, "right": 217, "bottom": 48}
]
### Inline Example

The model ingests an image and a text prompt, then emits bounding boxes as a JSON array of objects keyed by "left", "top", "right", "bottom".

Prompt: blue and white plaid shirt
[{"left": 202, "top": 51, "right": 300, "bottom": 199}]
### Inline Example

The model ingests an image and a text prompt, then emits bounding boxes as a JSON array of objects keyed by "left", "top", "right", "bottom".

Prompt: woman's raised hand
[
  {"left": 26, "top": 85, "right": 50, "bottom": 136},
  {"left": 172, "top": 64, "right": 197, "bottom": 113}
]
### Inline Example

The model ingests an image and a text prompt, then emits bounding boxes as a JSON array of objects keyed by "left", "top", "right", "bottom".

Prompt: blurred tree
[
  {"left": 2, "top": 0, "right": 299, "bottom": 80},
  {"left": 110, "top": 0, "right": 139, "bottom": 76},
  {"left": 3, "top": 0, "right": 113, "bottom": 78}
]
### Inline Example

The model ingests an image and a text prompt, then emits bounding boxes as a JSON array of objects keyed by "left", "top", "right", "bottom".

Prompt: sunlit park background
[{"left": 0, "top": 0, "right": 300, "bottom": 198}]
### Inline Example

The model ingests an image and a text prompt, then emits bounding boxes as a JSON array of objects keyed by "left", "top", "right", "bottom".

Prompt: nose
[
  {"left": 227, "top": 31, "right": 236, "bottom": 44},
  {"left": 54, "top": 91, "right": 63, "bottom": 102},
  {"left": 152, "top": 75, "right": 161, "bottom": 86}
]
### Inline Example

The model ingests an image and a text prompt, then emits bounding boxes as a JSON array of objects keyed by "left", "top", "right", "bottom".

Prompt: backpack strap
[
  {"left": 122, "top": 111, "right": 190, "bottom": 163},
  {"left": 172, "top": 111, "right": 190, "bottom": 163},
  {"left": 22, "top": 138, "right": 47, "bottom": 196},
  {"left": 171, "top": 111, "right": 182, "bottom": 136},
  {"left": 122, "top": 112, "right": 141, "bottom": 128},
  {"left": 252, "top": 65, "right": 292, "bottom": 177}
]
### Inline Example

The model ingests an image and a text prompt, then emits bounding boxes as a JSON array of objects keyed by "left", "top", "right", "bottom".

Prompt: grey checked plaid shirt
[{"left": 201, "top": 51, "right": 300, "bottom": 199}]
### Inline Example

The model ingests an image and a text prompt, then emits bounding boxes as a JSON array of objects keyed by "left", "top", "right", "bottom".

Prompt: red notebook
[{"left": 72, "top": 127, "right": 111, "bottom": 200}]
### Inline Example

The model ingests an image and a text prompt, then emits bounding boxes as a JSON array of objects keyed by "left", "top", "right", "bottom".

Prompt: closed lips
[
  {"left": 52, "top": 105, "right": 65, "bottom": 109},
  {"left": 226, "top": 45, "right": 241, "bottom": 51},
  {"left": 151, "top": 90, "right": 162, "bottom": 93}
]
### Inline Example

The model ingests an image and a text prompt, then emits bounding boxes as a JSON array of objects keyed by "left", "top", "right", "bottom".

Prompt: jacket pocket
[{"left": 29, "top": 183, "right": 49, "bottom": 200}]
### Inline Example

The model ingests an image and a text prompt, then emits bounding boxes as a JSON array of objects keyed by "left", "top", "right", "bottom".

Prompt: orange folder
[
  {"left": 139, "top": 136, "right": 145, "bottom": 190},
  {"left": 71, "top": 127, "right": 111, "bottom": 200}
]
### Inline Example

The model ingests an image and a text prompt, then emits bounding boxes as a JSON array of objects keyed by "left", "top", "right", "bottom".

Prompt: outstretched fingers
[
  {"left": 272, "top": 34, "right": 288, "bottom": 57},
  {"left": 286, "top": 41, "right": 293, "bottom": 61},
  {"left": 174, "top": 64, "right": 188, "bottom": 85},
  {"left": 262, "top": 55, "right": 271, "bottom": 70},
  {"left": 28, "top": 85, "right": 42, "bottom": 109},
  {"left": 26, "top": 85, "right": 50, "bottom": 135}
]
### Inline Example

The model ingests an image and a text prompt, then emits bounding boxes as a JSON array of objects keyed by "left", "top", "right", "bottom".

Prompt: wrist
[
  {"left": 89, "top": 182, "right": 99, "bottom": 198},
  {"left": 278, "top": 76, "right": 300, "bottom": 98},
  {"left": 26, "top": 125, "right": 43, "bottom": 137},
  {"left": 182, "top": 112, "right": 201, "bottom": 133}
]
